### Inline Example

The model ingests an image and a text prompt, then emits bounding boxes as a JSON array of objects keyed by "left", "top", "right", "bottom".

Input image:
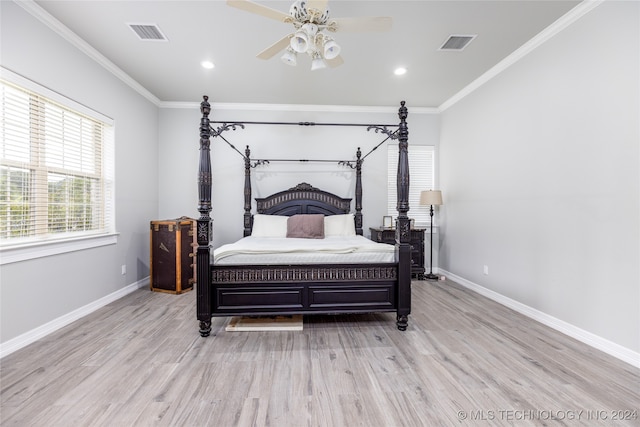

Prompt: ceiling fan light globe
[
  {"left": 281, "top": 48, "right": 297, "bottom": 66},
  {"left": 323, "top": 40, "right": 340, "bottom": 60},
  {"left": 311, "top": 56, "right": 327, "bottom": 71},
  {"left": 302, "top": 23, "right": 319, "bottom": 36},
  {"left": 290, "top": 31, "right": 309, "bottom": 53}
]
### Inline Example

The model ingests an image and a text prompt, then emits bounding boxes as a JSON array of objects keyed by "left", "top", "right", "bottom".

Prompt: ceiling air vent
[
  {"left": 128, "top": 23, "right": 168, "bottom": 41},
  {"left": 439, "top": 35, "right": 476, "bottom": 51}
]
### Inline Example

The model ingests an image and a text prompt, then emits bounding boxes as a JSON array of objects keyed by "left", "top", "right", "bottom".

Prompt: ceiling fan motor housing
[{"left": 289, "top": 1, "right": 330, "bottom": 25}]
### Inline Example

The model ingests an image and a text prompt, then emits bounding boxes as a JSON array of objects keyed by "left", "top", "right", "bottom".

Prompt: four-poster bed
[{"left": 195, "top": 96, "right": 412, "bottom": 337}]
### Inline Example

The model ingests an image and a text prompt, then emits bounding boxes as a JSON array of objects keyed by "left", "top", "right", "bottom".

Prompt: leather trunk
[{"left": 150, "top": 217, "right": 196, "bottom": 294}]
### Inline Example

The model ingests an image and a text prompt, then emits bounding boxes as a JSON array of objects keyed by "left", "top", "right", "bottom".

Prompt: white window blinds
[
  {"left": 387, "top": 144, "right": 435, "bottom": 226},
  {"left": 0, "top": 77, "right": 114, "bottom": 246}
]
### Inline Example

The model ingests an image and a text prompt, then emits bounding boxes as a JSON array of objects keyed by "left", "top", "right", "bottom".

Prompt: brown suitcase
[{"left": 150, "top": 217, "right": 196, "bottom": 294}]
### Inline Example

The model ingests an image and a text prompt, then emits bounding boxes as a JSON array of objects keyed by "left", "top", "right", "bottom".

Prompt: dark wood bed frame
[{"left": 196, "top": 96, "right": 412, "bottom": 336}]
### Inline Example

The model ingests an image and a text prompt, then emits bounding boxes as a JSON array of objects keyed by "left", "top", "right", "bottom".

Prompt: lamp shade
[
  {"left": 281, "top": 48, "right": 297, "bottom": 66},
  {"left": 323, "top": 39, "right": 340, "bottom": 60},
  {"left": 420, "top": 190, "right": 443, "bottom": 206},
  {"left": 311, "top": 56, "right": 327, "bottom": 71},
  {"left": 290, "top": 30, "right": 309, "bottom": 53},
  {"left": 310, "top": 51, "right": 327, "bottom": 71}
]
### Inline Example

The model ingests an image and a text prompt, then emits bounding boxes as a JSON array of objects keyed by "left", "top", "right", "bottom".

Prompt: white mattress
[{"left": 213, "top": 235, "right": 396, "bottom": 265}]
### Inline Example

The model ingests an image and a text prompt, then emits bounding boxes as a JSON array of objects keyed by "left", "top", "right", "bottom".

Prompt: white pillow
[
  {"left": 251, "top": 214, "right": 288, "bottom": 237},
  {"left": 324, "top": 214, "right": 356, "bottom": 237}
]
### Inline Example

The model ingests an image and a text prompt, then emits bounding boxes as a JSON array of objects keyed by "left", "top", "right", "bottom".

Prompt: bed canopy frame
[{"left": 196, "top": 96, "right": 412, "bottom": 335}]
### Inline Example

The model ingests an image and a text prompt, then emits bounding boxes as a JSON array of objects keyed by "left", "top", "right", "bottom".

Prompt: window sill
[{"left": 0, "top": 233, "right": 118, "bottom": 265}]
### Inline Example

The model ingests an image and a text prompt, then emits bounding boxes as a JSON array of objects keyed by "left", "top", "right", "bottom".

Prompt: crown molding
[
  {"left": 439, "top": 0, "right": 606, "bottom": 112},
  {"left": 15, "top": 0, "right": 161, "bottom": 107},
  {"left": 159, "top": 100, "right": 439, "bottom": 115}
]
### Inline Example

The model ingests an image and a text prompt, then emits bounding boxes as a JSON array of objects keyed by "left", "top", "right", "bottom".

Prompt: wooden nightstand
[{"left": 369, "top": 227, "right": 426, "bottom": 279}]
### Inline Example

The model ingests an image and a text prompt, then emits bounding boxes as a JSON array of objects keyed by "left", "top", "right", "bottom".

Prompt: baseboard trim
[
  {"left": 439, "top": 269, "right": 639, "bottom": 369},
  {"left": 0, "top": 277, "right": 149, "bottom": 359}
]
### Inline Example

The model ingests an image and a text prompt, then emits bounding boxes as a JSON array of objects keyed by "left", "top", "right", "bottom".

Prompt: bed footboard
[{"left": 210, "top": 263, "right": 397, "bottom": 316}]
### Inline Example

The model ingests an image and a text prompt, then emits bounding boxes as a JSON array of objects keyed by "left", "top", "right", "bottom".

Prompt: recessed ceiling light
[
  {"left": 394, "top": 67, "right": 407, "bottom": 76},
  {"left": 201, "top": 61, "right": 215, "bottom": 69}
]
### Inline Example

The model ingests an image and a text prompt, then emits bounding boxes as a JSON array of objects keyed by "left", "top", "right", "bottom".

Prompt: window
[
  {"left": 0, "top": 72, "right": 115, "bottom": 252},
  {"left": 387, "top": 144, "right": 435, "bottom": 226}
]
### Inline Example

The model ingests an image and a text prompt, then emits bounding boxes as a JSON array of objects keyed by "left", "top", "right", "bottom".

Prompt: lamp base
[{"left": 425, "top": 273, "right": 439, "bottom": 281}]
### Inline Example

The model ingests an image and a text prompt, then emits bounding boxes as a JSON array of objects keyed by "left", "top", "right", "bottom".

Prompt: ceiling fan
[{"left": 227, "top": 0, "right": 392, "bottom": 70}]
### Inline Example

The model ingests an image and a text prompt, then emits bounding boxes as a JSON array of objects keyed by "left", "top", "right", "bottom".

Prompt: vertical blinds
[
  {"left": 387, "top": 144, "right": 435, "bottom": 225},
  {"left": 0, "top": 79, "right": 114, "bottom": 245}
]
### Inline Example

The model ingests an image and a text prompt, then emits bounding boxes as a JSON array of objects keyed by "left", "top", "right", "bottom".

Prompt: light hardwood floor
[{"left": 1, "top": 279, "right": 638, "bottom": 426}]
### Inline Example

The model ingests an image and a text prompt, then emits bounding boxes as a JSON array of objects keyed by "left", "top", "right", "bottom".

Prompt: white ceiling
[{"left": 34, "top": 0, "right": 581, "bottom": 108}]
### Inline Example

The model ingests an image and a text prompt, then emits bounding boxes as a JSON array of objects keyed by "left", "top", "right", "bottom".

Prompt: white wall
[
  {"left": 439, "top": 1, "right": 639, "bottom": 354},
  {"left": 159, "top": 104, "right": 440, "bottom": 250},
  {"left": 0, "top": 2, "right": 159, "bottom": 344}
]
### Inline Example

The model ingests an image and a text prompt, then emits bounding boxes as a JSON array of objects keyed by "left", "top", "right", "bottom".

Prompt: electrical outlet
[
  {"left": 483, "top": 265, "right": 489, "bottom": 275},
  {"left": 121, "top": 264, "right": 126, "bottom": 275}
]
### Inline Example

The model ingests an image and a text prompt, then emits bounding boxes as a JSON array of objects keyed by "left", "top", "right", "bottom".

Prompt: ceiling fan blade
[
  {"left": 227, "top": 0, "right": 291, "bottom": 23},
  {"left": 256, "top": 34, "right": 292, "bottom": 60},
  {"left": 307, "top": 0, "right": 328, "bottom": 12},
  {"left": 331, "top": 16, "right": 392, "bottom": 32},
  {"left": 326, "top": 55, "right": 344, "bottom": 68}
]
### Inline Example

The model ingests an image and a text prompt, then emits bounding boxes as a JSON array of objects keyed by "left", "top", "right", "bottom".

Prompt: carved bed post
[
  {"left": 197, "top": 96, "right": 213, "bottom": 337},
  {"left": 354, "top": 147, "right": 363, "bottom": 235},
  {"left": 243, "top": 145, "right": 252, "bottom": 237},
  {"left": 395, "top": 101, "right": 411, "bottom": 331}
]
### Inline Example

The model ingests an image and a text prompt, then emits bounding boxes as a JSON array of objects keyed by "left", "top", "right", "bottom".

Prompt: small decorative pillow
[
  {"left": 286, "top": 214, "right": 325, "bottom": 239},
  {"left": 324, "top": 214, "right": 356, "bottom": 237},
  {"left": 251, "top": 214, "right": 288, "bottom": 237}
]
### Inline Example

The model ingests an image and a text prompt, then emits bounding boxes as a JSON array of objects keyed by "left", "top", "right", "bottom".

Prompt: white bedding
[{"left": 213, "top": 235, "right": 396, "bottom": 265}]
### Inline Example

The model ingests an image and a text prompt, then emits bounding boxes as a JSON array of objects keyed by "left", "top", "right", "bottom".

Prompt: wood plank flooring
[{"left": 1, "top": 279, "right": 638, "bottom": 426}]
